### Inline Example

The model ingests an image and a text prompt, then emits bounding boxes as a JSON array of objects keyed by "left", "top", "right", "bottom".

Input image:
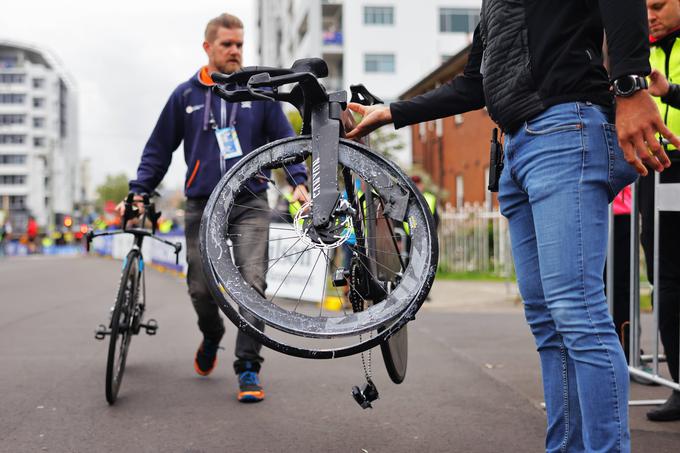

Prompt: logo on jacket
[
  {"left": 185, "top": 104, "right": 204, "bottom": 114},
  {"left": 241, "top": 101, "right": 251, "bottom": 109}
]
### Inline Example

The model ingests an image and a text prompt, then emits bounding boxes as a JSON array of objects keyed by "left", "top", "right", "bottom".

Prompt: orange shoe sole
[
  {"left": 238, "top": 390, "right": 265, "bottom": 402},
  {"left": 194, "top": 354, "right": 217, "bottom": 377}
]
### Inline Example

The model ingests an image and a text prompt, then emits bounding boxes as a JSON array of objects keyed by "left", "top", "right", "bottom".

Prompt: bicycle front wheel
[
  {"left": 200, "top": 136, "right": 438, "bottom": 359},
  {"left": 105, "top": 249, "right": 139, "bottom": 404}
]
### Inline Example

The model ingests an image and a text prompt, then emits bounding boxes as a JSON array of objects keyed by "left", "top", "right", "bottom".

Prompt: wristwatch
[{"left": 612, "top": 74, "right": 648, "bottom": 97}]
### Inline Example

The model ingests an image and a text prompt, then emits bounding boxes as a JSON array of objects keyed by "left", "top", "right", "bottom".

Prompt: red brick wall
[{"left": 410, "top": 109, "right": 498, "bottom": 208}]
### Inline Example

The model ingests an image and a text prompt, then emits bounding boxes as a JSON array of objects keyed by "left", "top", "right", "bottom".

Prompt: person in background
[
  {"left": 636, "top": 0, "right": 680, "bottom": 421},
  {"left": 118, "top": 12, "right": 308, "bottom": 403}
]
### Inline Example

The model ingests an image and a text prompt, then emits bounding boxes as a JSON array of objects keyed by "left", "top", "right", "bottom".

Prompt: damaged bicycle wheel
[{"left": 200, "top": 136, "right": 437, "bottom": 359}]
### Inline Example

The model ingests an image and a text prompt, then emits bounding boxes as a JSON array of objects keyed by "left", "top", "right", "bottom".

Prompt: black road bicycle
[
  {"left": 200, "top": 58, "right": 438, "bottom": 408},
  {"left": 87, "top": 193, "right": 181, "bottom": 405}
]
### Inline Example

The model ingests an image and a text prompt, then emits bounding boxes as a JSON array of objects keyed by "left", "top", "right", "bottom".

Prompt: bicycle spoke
[
  {"left": 268, "top": 245, "right": 312, "bottom": 302},
  {"left": 318, "top": 251, "right": 331, "bottom": 317},
  {"left": 293, "top": 249, "right": 323, "bottom": 313}
]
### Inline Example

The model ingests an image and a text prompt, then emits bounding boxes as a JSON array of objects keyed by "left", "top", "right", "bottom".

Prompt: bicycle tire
[
  {"left": 200, "top": 136, "right": 438, "bottom": 359},
  {"left": 105, "top": 249, "right": 139, "bottom": 404}
]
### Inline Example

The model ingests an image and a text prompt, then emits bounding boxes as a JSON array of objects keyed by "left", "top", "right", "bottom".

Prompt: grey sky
[{"left": 0, "top": 0, "right": 257, "bottom": 190}]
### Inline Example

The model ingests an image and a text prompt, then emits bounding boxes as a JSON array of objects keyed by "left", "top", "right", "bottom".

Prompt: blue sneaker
[{"left": 238, "top": 370, "right": 265, "bottom": 402}]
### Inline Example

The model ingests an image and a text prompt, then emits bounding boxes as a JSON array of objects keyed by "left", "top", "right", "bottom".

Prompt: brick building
[{"left": 400, "top": 44, "right": 498, "bottom": 209}]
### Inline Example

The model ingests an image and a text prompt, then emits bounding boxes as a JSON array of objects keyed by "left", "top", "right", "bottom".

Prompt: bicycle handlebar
[{"left": 85, "top": 228, "right": 182, "bottom": 265}]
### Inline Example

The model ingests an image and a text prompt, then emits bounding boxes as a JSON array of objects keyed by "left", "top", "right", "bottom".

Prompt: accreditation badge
[{"left": 215, "top": 127, "right": 243, "bottom": 160}]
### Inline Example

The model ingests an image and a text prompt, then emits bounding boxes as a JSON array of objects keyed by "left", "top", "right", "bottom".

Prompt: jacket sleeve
[
  {"left": 390, "top": 24, "right": 486, "bottom": 129},
  {"left": 129, "top": 89, "right": 185, "bottom": 194},
  {"left": 661, "top": 83, "right": 680, "bottom": 109},
  {"left": 599, "top": 0, "right": 651, "bottom": 80},
  {"left": 265, "top": 101, "right": 308, "bottom": 186}
]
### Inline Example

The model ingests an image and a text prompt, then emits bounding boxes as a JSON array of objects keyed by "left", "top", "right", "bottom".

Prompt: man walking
[
  {"left": 120, "top": 13, "right": 308, "bottom": 402},
  {"left": 347, "top": 0, "right": 680, "bottom": 450}
]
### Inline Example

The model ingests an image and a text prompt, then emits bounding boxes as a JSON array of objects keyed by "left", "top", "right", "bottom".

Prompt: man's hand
[
  {"left": 345, "top": 104, "right": 393, "bottom": 140},
  {"left": 649, "top": 69, "right": 671, "bottom": 98},
  {"left": 114, "top": 195, "right": 145, "bottom": 223},
  {"left": 615, "top": 90, "right": 677, "bottom": 176},
  {"left": 291, "top": 184, "right": 310, "bottom": 204}
]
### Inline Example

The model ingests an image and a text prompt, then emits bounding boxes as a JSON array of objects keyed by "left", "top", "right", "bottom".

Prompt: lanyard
[{"left": 203, "top": 89, "right": 239, "bottom": 130}]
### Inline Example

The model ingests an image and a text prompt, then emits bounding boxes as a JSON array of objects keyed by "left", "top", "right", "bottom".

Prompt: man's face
[
  {"left": 203, "top": 27, "right": 243, "bottom": 74},
  {"left": 647, "top": 0, "right": 680, "bottom": 39}
]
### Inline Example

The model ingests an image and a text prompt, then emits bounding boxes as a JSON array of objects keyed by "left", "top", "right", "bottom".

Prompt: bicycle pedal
[
  {"left": 351, "top": 380, "right": 379, "bottom": 409},
  {"left": 94, "top": 324, "right": 109, "bottom": 340},
  {"left": 142, "top": 319, "right": 158, "bottom": 335}
]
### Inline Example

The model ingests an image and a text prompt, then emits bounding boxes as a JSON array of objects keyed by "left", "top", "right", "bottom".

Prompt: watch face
[{"left": 616, "top": 76, "right": 635, "bottom": 94}]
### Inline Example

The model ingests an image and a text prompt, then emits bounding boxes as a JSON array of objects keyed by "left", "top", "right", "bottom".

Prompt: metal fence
[{"left": 437, "top": 204, "right": 514, "bottom": 277}]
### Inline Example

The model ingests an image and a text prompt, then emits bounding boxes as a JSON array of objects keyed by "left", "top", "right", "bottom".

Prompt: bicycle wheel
[
  {"left": 361, "top": 189, "right": 409, "bottom": 383},
  {"left": 200, "top": 136, "right": 438, "bottom": 359},
  {"left": 105, "top": 249, "right": 139, "bottom": 404}
]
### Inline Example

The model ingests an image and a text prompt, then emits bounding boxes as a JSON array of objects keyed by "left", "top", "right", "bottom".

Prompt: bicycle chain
[{"left": 350, "top": 259, "right": 372, "bottom": 382}]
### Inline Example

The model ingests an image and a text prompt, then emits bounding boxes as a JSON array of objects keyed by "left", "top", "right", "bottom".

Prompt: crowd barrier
[{"left": 607, "top": 175, "right": 680, "bottom": 406}]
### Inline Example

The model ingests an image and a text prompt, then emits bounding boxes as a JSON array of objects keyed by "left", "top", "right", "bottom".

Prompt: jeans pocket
[
  {"left": 524, "top": 121, "right": 582, "bottom": 136},
  {"left": 603, "top": 123, "right": 639, "bottom": 201}
]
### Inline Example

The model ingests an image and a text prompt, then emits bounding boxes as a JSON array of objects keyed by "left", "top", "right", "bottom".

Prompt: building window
[
  {"left": 0, "top": 174, "right": 26, "bottom": 185},
  {"left": 0, "top": 114, "right": 25, "bottom": 125},
  {"left": 33, "top": 117, "right": 45, "bottom": 128},
  {"left": 364, "top": 54, "right": 395, "bottom": 73},
  {"left": 364, "top": 6, "right": 394, "bottom": 25},
  {"left": 439, "top": 8, "right": 480, "bottom": 33},
  {"left": 33, "top": 137, "right": 45, "bottom": 147},
  {"left": 0, "top": 93, "right": 25, "bottom": 104},
  {"left": 456, "top": 175, "right": 464, "bottom": 208},
  {"left": 33, "top": 97, "right": 45, "bottom": 108},
  {"left": 419, "top": 122, "right": 426, "bottom": 141},
  {"left": 0, "top": 56, "right": 19, "bottom": 68},
  {"left": 0, "top": 74, "right": 25, "bottom": 84},
  {"left": 0, "top": 134, "right": 25, "bottom": 144},
  {"left": 0, "top": 154, "right": 27, "bottom": 164},
  {"left": 9, "top": 195, "right": 26, "bottom": 209},
  {"left": 32, "top": 78, "right": 45, "bottom": 89}
]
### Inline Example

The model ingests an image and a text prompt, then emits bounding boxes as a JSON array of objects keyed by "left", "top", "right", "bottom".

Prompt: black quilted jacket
[{"left": 391, "top": 0, "right": 651, "bottom": 133}]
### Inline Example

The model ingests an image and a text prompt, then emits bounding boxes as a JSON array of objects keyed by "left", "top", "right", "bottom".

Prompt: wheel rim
[{"left": 200, "top": 137, "right": 437, "bottom": 357}]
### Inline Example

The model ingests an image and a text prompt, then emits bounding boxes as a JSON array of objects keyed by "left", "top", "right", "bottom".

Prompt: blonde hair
[{"left": 204, "top": 13, "right": 243, "bottom": 41}]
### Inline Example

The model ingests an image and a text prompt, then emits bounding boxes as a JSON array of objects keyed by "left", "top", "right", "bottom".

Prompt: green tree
[
  {"left": 366, "top": 127, "right": 405, "bottom": 161},
  {"left": 95, "top": 173, "right": 129, "bottom": 213}
]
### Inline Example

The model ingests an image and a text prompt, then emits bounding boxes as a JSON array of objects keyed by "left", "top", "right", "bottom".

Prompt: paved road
[{"left": 0, "top": 256, "right": 678, "bottom": 452}]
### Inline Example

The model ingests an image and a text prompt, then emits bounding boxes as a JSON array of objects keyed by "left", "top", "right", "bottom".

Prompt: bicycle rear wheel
[
  {"left": 105, "top": 249, "right": 139, "bottom": 404},
  {"left": 200, "top": 136, "right": 438, "bottom": 359}
]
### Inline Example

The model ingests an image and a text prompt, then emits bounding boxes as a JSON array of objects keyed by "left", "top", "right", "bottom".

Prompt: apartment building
[
  {"left": 257, "top": 0, "right": 481, "bottom": 165},
  {"left": 0, "top": 40, "right": 78, "bottom": 230}
]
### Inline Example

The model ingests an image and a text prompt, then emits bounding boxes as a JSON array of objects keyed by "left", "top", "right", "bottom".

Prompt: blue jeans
[{"left": 498, "top": 102, "right": 638, "bottom": 453}]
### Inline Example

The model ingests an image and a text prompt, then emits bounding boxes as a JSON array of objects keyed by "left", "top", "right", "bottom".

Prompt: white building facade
[
  {"left": 256, "top": 0, "right": 481, "bottom": 164},
  {"left": 0, "top": 40, "right": 79, "bottom": 230}
]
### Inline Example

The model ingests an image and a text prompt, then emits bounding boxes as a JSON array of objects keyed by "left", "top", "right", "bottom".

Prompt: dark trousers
[
  {"left": 604, "top": 214, "right": 632, "bottom": 362},
  {"left": 185, "top": 195, "right": 270, "bottom": 373},
  {"left": 640, "top": 159, "right": 680, "bottom": 383}
]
